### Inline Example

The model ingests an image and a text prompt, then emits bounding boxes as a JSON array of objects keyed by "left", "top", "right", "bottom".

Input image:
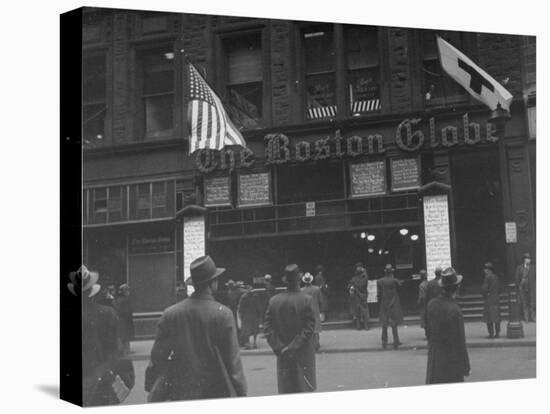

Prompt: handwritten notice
[
  {"left": 183, "top": 216, "right": 205, "bottom": 283},
  {"left": 238, "top": 172, "right": 272, "bottom": 207},
  {"left": 204, "top": 176, "right": 231, "bottom": 207},
  {"left": 350, "top": 161, "right": 386, "bottom": 197},
  {"left": 367, "top": 280, "right": 378, "bottom": 303},
  {"left": 505, "top": 222, "right": 517, "bottom": 243},
  {"left": 306, "top": 202, "right": 316, "bottom": 217},
  {"left": 423, "top": 194, "right": 452, "bottom": 281},
  {"left": 391, "top": 158, "right": 420, "bottom": 191}
]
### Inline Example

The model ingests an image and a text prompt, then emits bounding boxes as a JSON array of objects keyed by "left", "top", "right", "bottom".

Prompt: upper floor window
[
  {"left": 303, "top": 25, "right": 336, "bottom": 120},
  {"left": 421, "top": 30, "right": 468, "bottom": 105},
  {"left": 83, "top": 55, "right": 106, "bottom": 144},
  {"left": 301, "top": 24, "right": 381, "bottom": 120},
  {"left": 139, "top": 47, "right": 174, "bottom": 138},
  {"left": 223, "top": 33, "right": 264, "bottom": 129},
  {"left": 345, "top": 25, "right": 381, "bottom": 115}
]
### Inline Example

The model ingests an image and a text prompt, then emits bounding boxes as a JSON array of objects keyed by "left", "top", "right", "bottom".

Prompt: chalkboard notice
[
  {"left": 204, "top": 176, "right": 231, "bottom": 207},
  {"left": 391, "top": 157, "right": 420, "bottom": 191},
  {"left": 349, "top": 161, "right": 386, "bottom": 198},
  {"left": 238, "top": 172, "right": 272, "bottom": 207},
  {"left": 423, "top": 194, "right": 452, "bottom": 281}
]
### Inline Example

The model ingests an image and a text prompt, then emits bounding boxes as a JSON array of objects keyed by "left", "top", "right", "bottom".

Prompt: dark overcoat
[
  {"left": 348, "top": 275, "right": 369, "bottom": 321},
  {"left": 264, "top": 288, "right": 316, "bottom": 394},
  {"left": 301, "top": 284, "right": 322, "bottom": 333},
  {"left": 115, "top": 295, "right": 135, "bottom": 344},
  {"left": 238, "top": 291, "right": 263, "bottom": 337},
  {"left": 150, "top": 292, "right": 247, "bottom": 400},
  {"left": 417, "top": 280, "right": 429, "bottom": 328},
  {"left": 313, "top": 273, "right": 329, "bottom": 312},
  {"left": 426, "top": 295, "right": 470, "bottom": 384},
  {"left": 225, "top": 287, "right": 243, "bottom": 325},
  {"left": 514, "top": 263, "right": 536, "bottom": 306},
  {"left": 82, "top": 301, "right": 120, "bottom": 406},
  {"left": 481, "top": 272, "right": 501, "bottom": 323},
  {"left": 377, "top": 276, "right": 404, "bottom": 327}
]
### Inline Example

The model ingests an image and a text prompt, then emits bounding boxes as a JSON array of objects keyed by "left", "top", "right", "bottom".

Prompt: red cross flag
[{"left": 437, "top": 36, "right": 513, "bottom": 111}]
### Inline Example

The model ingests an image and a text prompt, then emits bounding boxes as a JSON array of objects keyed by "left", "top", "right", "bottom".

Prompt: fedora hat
[
  {"left": 384, "top": 264, "right": 395, "bottom": 274},
  {"left": 484, "top": 262, "right": 494, "bottom": 270},
  {"left": 68, "top": 265, "right": 101, "bottom": 298},
  {"left": 284, "top": 264, "right": 300, "bottom": 281},
  {"left": 190, "top": 256, "right": 225, "bottom": 286},
  {"left": 302, "top": 272, "right": 314, "bottom": 284},
  {"left": 225, "top": 279, "right": 235, "bottom": 287},
  {"left": 264, "top": 274, "right": 272, "bottom": 281},
  {"left": 523, "top": 252, "right": 531, "bottom": 259},
  {"left": 438, "top": 267, "right": 463, "bottom": 287}
]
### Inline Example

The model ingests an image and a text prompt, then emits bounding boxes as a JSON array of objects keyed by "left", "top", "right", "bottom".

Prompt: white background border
[{"left": 0, "top": 1, "right": 545, "bottom": 413}]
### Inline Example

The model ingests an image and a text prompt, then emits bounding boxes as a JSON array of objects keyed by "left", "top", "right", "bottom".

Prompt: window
[
  {"left": 83, "top": 55, "right": 106, "bottom": 144},
  {"left": 278, "top": 161, "right": 344, "bottom": 203},
  {"left": 92, "top": 188, "right": 107, "bottom": 223},
  {"left": 303, "top": 25, "right": 337, "bottom": 120},
  {"left": 152, "top": 181, "right": 168, "bottom": 218},
  {"left": 345, "top": 25, "right": 381, "bottom": 115},
  {"left": 107, "top": 186, "right": 125, "bottom": 222},
  {"left": 421, "top": 30, "right": 467, "bottom": 105},
  {"left": 224, "top": 33, "right": 263, "bottom": 129},
  {"left": 139, "top": 48, "right": 174, "bottom": 138}
]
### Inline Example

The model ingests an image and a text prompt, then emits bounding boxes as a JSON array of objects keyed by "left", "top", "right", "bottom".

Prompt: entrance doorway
[{"left": 451, "top": 149, "right": 506, "bottom": 291}]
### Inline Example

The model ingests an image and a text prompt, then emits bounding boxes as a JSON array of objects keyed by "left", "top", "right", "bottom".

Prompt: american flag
[{"left": 187, "top": 64, "right": 246, "bottom": 154}]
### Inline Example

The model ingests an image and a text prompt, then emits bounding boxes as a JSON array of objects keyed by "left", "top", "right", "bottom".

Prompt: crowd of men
[{"left": 76, "top": 251, "right": 535, "bottom": 405}]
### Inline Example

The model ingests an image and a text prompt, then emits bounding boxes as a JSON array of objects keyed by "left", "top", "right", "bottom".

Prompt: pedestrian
[
  {"left": 481, "top": 262, "right": 501, "bottom": 338},
  {"left": 348, "top": 265, "right": 370, "bottom": 330},
  {"left": 264, "top": 264, "right": 316, "bottom": 394},
  {"left": 96, "top": 284, "right": 117, "bottom": 308},
  {"left": 514, "top": 252, "right": 536, "bottom": 322},
  {"left": 71, "top": 267, "right": 124, "bottom": 406},
  {"left": 174, "top": 281, "right": 188, "bottom": 303},
  {"left": 417, "top": 269, "right": 429, "bottom": 338},
  {"left": 238, "top": 285, "right": 263, "bottom": 349},
  {"left": 301, "top": 272, "right": 323, "bottom": 351},
  {"left": 424, "top": 267, "right": 443, "bottom": 338},
  {"left": 313, "top": 265, "right": 329, "bottom": 322},
  {"left": 225, "top": 279, "right": 243, "bottom": 328},
  {"left": 115, "top": 284, "right": 134, "bottom": 354},
  {"left": 426, "top": 267, "right": 470, "bottom": 384},
  {"left": 377, "top": 264, "right": 404, "bottom": 349},
  {"left": 149, "top": 255, "right": 247, "bottom": 401}
]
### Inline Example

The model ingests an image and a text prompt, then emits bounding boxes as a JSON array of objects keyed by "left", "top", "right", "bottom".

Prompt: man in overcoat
[
  {"left": 424, "top": 267, "right": 443, "bottom": 338},
  {"left": 417, "top": 270, "right": 429, "bottom": 338},
  {"left": 481, "top": 262, "right": 501, "bottom": 338},
  {"left": 149, "top": 256, "right": 247, "bottom": 401},
  {"left": 348, "top": 265, "right": 370, "bottom": 330},
  {"left": 313, "top": 265, "right": 329, "bottom": 322},
  {"left": 377, "top": 264, "right": 404, "bottom": 349},
  {"left": 264, "top": 264, "right": 317, "bottom": 394},
  {"left": 115, "top": 284, "right": 134, "bottom": 354},
  {"left": 426, "top": 267, "right": 470, "bottom": 384},
  {"left": 237, "top": 285, "right": 263, "bottom": 349},
  {"left": 515, "top": 252, "right": 536, "bottom": 322},
  {"left": 301, "top": 272, "right": 323, "bottom": 351}
]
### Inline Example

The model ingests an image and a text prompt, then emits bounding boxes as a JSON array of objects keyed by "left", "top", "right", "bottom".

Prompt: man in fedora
[
  {"left": 264, "top": 264, "right": 317, "bottom": 393},
  {"left": 301, "top": 272, "right": 323, "bottom": 351},
  {"left": 348, "top": 265, "right": 370, "bottom": 330},
  {"left": 481, "top": 262, "right": 501, "bottom": 338},
  {"left": 514, "top": 252, "right": 536, "bottom": 322},
  {"left": 377, "top": 264, "right": 404, "bottom": 349},
  {"left": 71, "top": 266, "right": 122, "bottom": 406},
  {"left": 426, "top": 267, "right": 470, "bottom": 384},
  {"left": 149, "top": 256, "right": 247, "bottom": 401}
]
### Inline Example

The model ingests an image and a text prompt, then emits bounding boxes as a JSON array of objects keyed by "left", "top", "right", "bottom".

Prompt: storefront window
[
  {"left": 303, "top": 25, "right": 337, "bottom": 120},
  {"left": 345, "top": 25, "right": 381, "bottom": 115},
  {"left": 224, "top": 33, "right": 263, "bottom": 129},
  {"left": 140, "top": 48, "right": 174, "bottom": 138}
]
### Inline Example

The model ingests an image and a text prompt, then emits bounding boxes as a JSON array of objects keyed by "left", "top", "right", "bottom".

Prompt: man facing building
[
  {"left": 149, "top": 256, "right": 247, "bottom": 400},
  {"left": 515, "top": 252, "right": 536, "bottom": 322},
  {"left": 264, "top": 264, "right": 316, "bottom": 394},
  {"left": 377, "top": 264, "right": 404, "bottom": 350}
]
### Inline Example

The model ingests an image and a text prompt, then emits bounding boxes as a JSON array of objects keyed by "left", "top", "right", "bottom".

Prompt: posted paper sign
[
  {"left": 423, "top": 194, "right": 452, "bottom": 280},
  {"left": 505, "top": 222, "right": 517, "bottom": 243},
  {"left": 183, "top": 216, "right": 205, "bottom": 285}
]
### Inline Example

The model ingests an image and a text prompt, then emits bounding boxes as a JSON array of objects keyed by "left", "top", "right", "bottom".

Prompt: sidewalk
[{"left": 128, "top": 321, "right": 536, "bottom": 360}]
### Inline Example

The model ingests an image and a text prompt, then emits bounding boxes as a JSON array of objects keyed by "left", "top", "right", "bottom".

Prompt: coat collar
[{"left": 190, "top": 291, "right": 215, "bottom": 301}]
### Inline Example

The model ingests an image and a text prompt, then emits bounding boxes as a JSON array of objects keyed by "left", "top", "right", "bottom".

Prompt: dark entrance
[{"left": 451, "top": 149, "right": 506, "bottom": 292}]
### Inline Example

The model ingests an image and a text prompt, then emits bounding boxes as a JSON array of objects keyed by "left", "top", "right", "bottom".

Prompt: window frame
[
  {"left": 82, "top": 50, "right": 109, "bottom": 145},
  {"left": 215, "top": 25, "right": 272, "bottom": 130},
  {"left": 296, "top": 22, "right": 384, "bottom": 122}
]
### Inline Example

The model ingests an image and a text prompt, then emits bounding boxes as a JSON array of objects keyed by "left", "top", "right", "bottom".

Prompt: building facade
[{"left": 81, "top": 8, "right": 536, "bottom": 335}]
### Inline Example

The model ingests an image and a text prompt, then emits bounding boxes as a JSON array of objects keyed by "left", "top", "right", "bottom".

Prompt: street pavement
[
  {"left": 123, "top": 346, "right": 536, "bottom": 405},
  {"left": 122, "top": 321, "right": 536, "bottom": 406},
  {"left": 129, "top": 320, "right": 536, "bottom": 359}
]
